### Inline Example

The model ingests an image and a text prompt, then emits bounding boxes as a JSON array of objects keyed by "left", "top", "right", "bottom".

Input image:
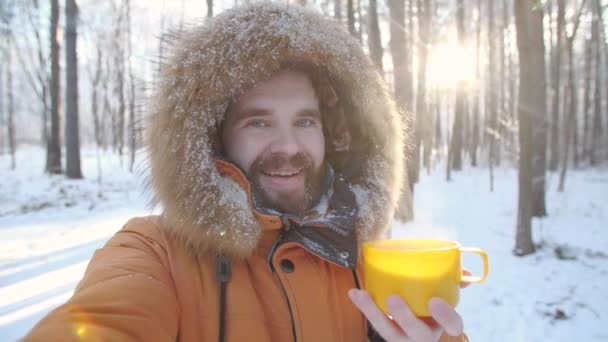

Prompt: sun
[{"left": 427, "top": 41, "right": 478, "bottom": 88}]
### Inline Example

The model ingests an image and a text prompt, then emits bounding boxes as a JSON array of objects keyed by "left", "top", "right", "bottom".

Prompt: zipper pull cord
[{"left": 216, "top": 255, "right": 232, "bottom": 342}]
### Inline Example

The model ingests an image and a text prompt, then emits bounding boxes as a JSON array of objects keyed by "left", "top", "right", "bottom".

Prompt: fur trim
[{"left": 145, "top": 2, "right": 404, "bottom": 258}]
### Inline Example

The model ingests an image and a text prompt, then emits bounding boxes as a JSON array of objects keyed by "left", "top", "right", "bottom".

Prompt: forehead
[{"left": 230, "top": 70, "right": 319, "bottom": 113}]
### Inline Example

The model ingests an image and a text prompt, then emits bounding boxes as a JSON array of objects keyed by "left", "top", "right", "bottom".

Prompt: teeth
[{"left": 267, "top": 170, "right": 300, "bottom": 177}]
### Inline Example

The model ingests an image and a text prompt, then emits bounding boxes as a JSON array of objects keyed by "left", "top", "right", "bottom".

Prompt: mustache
[{"left": 251, "top": 152, "right": 313, "bottom": 173}]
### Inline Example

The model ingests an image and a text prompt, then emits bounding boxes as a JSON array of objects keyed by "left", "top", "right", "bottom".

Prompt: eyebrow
[
  {"left": 232, "top": 107, "right": 322, "bottom": 122},
  {"left": 232, "top": 108, "right": 272, "bottom": 122}
]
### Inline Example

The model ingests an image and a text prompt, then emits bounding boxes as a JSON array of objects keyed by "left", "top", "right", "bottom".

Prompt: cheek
[
  {"left": 225, "top": 131, "right": 267, "bottom": 173},
  {"left": 300, "top": 129, "right": 325, "bottom": 167}
]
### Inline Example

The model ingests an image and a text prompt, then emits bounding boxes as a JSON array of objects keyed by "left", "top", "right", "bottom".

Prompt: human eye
[
  {"left": 246, "top": 119, "right": 268, "bottom": 128},
  {"left": 295, "top": 118, "right": 316, "bottom": 128}
]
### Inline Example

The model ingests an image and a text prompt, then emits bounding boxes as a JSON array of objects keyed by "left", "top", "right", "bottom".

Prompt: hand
[
  {"left": 348, "top": 290, "right": 463, "bottom": 342},
  {"left": 348, "top": 269, "right": 471, "bottom": 342}
]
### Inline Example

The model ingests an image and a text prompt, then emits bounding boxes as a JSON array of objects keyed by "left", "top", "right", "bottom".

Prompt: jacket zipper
[{"left": 268, "top": 238, "right": 298, "bottom": 342}]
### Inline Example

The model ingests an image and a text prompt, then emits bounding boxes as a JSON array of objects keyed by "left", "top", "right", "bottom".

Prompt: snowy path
[{"left": 1, "top": 149, "right": 607, "bottom": 341}]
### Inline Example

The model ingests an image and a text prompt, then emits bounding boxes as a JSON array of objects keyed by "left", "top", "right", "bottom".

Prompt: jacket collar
[{"left": 214, "top": 157, "right": 359, "bottom": 269}]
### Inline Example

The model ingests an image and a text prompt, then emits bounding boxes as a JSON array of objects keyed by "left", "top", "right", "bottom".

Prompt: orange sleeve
[{"left": 22, "top": 218, "right": 179, "bottom": 341}]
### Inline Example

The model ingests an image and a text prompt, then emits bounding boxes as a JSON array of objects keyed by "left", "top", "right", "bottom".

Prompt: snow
[
  {"left": 1, "top": 148, "right": 607, "bottom": 341},
  {"left": 0, "top": 147, "right": 152, "bottom": 340},
  {"left": 394, "top": 166, "right": 608, "bottom": 341}
]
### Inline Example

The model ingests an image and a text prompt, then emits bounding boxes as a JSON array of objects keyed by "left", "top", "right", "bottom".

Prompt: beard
[{"left": 249, "top": 151, "right": 325, "bottom": 216}]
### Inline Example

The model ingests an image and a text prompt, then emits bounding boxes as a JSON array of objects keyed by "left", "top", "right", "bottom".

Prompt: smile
[{"left": 262, "top": 169, "right": 303, "bottom": 177}]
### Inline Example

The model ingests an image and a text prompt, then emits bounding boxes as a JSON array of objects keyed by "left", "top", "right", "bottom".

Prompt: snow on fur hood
[{"left": 144, "top": 1, "right": 405, "bottom": 258}]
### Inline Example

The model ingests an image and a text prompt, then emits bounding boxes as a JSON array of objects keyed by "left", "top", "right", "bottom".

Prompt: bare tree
[
  {"left": 582, "top": 35, "right": 592, "bottom": 161},
  {"left": 368, "top": 0, "right": 383, "bottom": 73},
  {"left": 112, "top": 2, "right": 126, "bottom": 156},
  {"left": 488, "top": 0, "right": 497, "bottom": 190},
  {"left": 414, "top": 0, "right": 431, "bottom": 183},
  {"left": 65, "top": 0, "right": 82, "bottom": 179},
  {"left": 558, "top": 0, "right": 587, "bottom": 192},
  {"left": 356, "top": 0, "right": 363, "bottom": 43},
  {"left": 334, "top": 0, "right": 342, "bottom": 20},
  {"left": 450, "top": 0, "right": 466, "bottom": 171},
  {"left": 529, "top": 1, "right": 548, "bottom": 218},
  {"left": 549, "top": 0, "right": 565, "bottom": 171},
  {"left": 470, "top": 0, "right": 482, "bottom": 167},
  {"left": 0, "top": 56, "right": 4, "bottom": 155},
  {"left": 12, "top": 1, "right": 50, "bottom": 148},
  {"left": 347, "top": 0, "right": 356, "bottom": 37},
  {"left": 420, "top": 0, "right": 433, "bottom": 173},
  {"left": 90, "top": 42, "right": 102, "bottom": 149},
  {"left": 47, "top": 0, "right": 62, "bottom": 174},
  {"left": 6, "top": 31, "right": 15, "bottom": 170},
  {"left": 2, "top": 0, "right": 16, "bottom": 169},
  {"left": 127, "top": 0, "right": 137, "bottom": 172},
  {"left": 389, "top": 0, "right": 414, "bottom": 221},
  {"left": 514, "top": 0, "right": 546, "bottom": 256},
  {"left": 590, "top": 0, "right": 603, "bottom": 165}
]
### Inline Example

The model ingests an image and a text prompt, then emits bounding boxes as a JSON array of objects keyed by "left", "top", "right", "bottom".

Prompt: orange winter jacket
[
  {"left": 26, "top": 3, "right": 468, "bottom": 341},
  {"left": 24, "top": 163, "right": 466, "bottom": 342}
]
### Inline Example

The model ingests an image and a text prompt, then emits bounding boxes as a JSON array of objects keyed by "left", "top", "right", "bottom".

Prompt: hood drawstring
[{"left": 216, "top": 255, "right": 232, "bottom": 342}]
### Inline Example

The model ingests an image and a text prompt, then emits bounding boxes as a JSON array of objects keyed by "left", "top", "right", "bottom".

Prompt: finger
[
  {"left": 386, "top": 295, "right": 434, "bottom": 341},
  {"left": 460, "top": 269, "right": 472, "bottom": 288},
  {"left": 348, "top": 289, "right": 404, "bottom": 341},
  {"left": 428, "top": 298, "right": 464, "bottom": 337}
]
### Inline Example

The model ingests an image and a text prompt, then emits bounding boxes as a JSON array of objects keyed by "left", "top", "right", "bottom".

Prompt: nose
[{"left": 269, "top": 126, "right": 300, "bottom": 156}]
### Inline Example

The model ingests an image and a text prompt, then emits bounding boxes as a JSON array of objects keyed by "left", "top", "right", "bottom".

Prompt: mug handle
[{"left": 460, "top": 247, "right": 489, "bottom": 283}]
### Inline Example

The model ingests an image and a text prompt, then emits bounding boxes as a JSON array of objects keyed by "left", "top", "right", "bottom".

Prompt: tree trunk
[
  {"left": 600, "top": 3, "right": 608, "bottom": 163},
  {"left": 0, "top": 64, "right": 4, "bottom": 155},
  {"left": 368, "top": 0, "right": 383, "bottom": 73},
  {"left": 389, "top": 0, "right": 414, "bottom": 222},
  {"left": 590, "top": 0, "right": 603, "bottom": 165},
  {"left": 488, "top": 0, "right": 497, "bottom": 191},
  {"left": 407, "top": 0, "right": 414, "bottom": 108},
  {"left": 65, "top": 0, "right": 82, "bottom": 179},
  {"left": 413, "top": 0, "right": 431, "bottom": 185},
  {"left": 207, "top": 0, "right": 213, "bottom": 18},
  {"left": 514, "top": 0, "right": 545, "bottom": 256},
  {"left": 494, "top": 0, "right": 505, "bottom": 167},
  {"left": 356, "top": 0, "right": 363, "bottom": 43},
  {"left": 446, "top": 98, "right": 452, "bottom": 182},
  {"left": 334, "top": 0, "right": 342, "bottom": 20},
  {"left": 502, "top": 0, "right": 514, "bottom": 156},
  {"left": 451, "top": 0, "right": 465, "bottom": 171},
  {"left": 113, "top": 6, "right": 125, "bottom": 157},
  {"left": 7, "top": 36, "right": 16, "bottom": 170},
  {"left": 471, "top": 0, "right": 482, "bottom": 167},
  {"left": 347, "top": 0, "right": 356, "bottom": 37},
  {"left": 420, "top": 0, "right": 432, "bottom": 172},
  {"left": 47, "top": 0, "right": 62, "bottom": 174},
  {"left": 559, "top": 3, "right": 585, "bottom": 191},
  {"left": 435, "top": 88, "right": 442, "bottom": 152},
  {"left": 583, "top": 36, "right": 592, "bottom": 162},
  {"left": 506, "top": 0, "right": 516, "bottom": 149},
  {"left": 91, "top": 45, "right": 102, "bottom": 149},
  {"left": 127, "top": 0, "right": 137, "bottom": 172},
  {"left": 102, "top": 55, "right": 112, "bottom": 150},
  {"left": 549, "top": 0, "right": 565, "bottom": 171},
  {"left": 531, "top": 1, "right": 549, "bottom": 217}
]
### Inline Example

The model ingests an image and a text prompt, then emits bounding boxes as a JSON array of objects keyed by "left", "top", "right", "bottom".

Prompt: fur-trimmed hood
[{"left": 145, "top": 1, "right": 404, "bottom": 259}]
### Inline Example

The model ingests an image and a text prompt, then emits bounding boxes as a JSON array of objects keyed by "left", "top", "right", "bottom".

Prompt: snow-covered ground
[{"left": 1, "top": 148, "right": 607, "bottom": 341}]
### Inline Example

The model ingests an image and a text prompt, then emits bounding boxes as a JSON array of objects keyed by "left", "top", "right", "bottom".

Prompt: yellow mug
[{"left": 362, "top": 239, "right": 489, "bottom": 317}]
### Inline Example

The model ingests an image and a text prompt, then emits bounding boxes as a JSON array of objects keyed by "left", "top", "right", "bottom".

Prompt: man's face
[{"left": 221, "top": 70, "right": 326, "bottom": 215}]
